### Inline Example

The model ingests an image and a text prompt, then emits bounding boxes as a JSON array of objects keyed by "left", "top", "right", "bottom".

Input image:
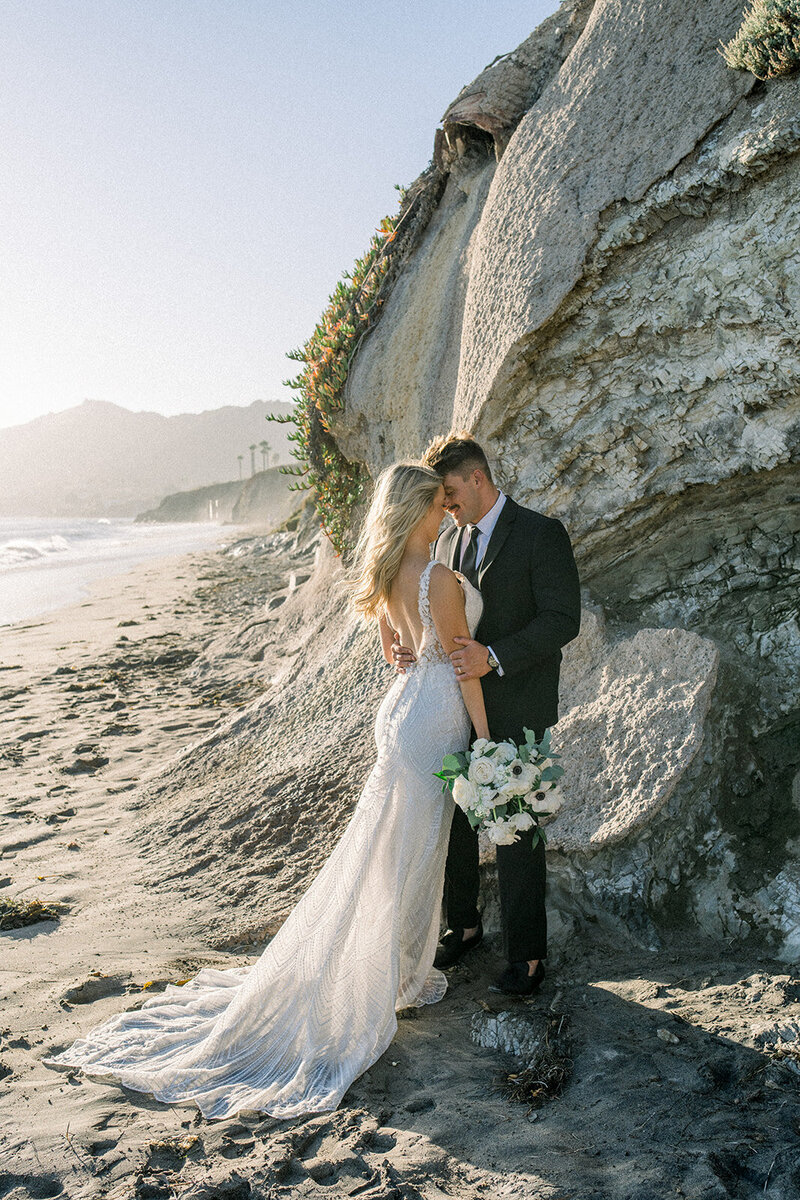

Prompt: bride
[{"left": 45, "top": 463, "right": 487, "bottom": 1120}]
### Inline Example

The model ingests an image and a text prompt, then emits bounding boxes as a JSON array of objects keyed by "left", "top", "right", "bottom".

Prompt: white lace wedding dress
[{"left": 45, "top": 562, "right": 483, "bottom": 1120}]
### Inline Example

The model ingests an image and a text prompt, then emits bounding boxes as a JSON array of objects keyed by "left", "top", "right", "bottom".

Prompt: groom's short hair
[{"left": 422, "top": 432, "right": 494, "bottom": 484}]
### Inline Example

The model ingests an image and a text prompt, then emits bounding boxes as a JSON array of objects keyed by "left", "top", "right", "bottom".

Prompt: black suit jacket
[{"left": 434, "top": 497, "right": 580, "bottom": 741}]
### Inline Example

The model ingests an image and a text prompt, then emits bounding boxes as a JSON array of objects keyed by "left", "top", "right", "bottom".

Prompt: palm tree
[
  {"left": 259, "top": 439, "right": 270, "bottom": 471},
  {"left": 249, "top": 443, "right": 257, "bottom": 476},
  {"left": 237, "top": 454, "right": 244, "bottom": 480}
]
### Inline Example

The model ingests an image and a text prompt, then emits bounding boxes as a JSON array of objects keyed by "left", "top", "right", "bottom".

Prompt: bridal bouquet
[{"left": 435, "top": 728, "right": 564, "bottom": 849}]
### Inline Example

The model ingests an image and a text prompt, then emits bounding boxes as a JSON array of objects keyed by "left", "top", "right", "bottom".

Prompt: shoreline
[{"left": 0, "top": 520, "right": 246, "bottom": 629}]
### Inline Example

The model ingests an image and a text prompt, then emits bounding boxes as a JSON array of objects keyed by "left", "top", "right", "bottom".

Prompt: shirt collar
[{"left": 473, "top": 490, "right": 506, "bottom": 538}]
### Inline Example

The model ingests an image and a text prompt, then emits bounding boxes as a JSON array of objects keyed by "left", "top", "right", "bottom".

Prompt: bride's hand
[{"left": 391, "top": 632, "right": 416, "bottom": 674}]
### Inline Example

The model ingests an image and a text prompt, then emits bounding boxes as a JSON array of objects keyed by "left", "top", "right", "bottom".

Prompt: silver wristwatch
[{"left": 487, "top": 651, "right": 500, "bottom": 671}]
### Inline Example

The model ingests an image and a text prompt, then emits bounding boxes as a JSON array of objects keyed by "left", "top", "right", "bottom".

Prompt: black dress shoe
[
  {"left": 433, "top": 918, "right": 483, "bottom": 969},
  {"left": 490, "top": 959, "right": 546, "bottom": 996}
]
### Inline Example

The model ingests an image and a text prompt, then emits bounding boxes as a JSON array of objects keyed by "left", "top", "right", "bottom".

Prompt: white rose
[
  {"left": 494, "top": 741, "right": 517, "bottom": 764},
  {"left": 452, "top": 774, "right": 479, "bottom": 813},
  {"left": 486, "top": 819, "right": 519, "bottom": 846},
  {"left": 471, "top": 737, "right": 490, "bottom": 755},
  {"left": 510, "top": 810, "right": 535, "bottom": 831},
  {"left": 469, "top": 757, "right": 496, "bottom": 787}
]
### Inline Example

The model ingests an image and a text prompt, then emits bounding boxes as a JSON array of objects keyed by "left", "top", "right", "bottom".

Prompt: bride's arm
[
  {"left": 428, "top": 564, "right": 490, "bottom": 741},
  {"left": 378, "top": 613, "right": 397, "bottom": 666}
]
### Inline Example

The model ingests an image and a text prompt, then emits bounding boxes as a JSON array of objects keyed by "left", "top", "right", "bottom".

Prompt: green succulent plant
[{"left": 721, "top": 1, "right": 800, "bottom": 79}]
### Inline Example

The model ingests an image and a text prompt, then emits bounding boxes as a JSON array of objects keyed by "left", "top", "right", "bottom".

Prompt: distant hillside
[
  {"left": 135, "top": 467, "right": 299, "bottom": 529},
  {"left": 0, "top": 398, "right": 294, "bottom": 517}
]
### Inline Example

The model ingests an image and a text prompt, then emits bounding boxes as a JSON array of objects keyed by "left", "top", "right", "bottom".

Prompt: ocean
[{"left": 0, "top": 516, "right": 235, "bottom": 627}]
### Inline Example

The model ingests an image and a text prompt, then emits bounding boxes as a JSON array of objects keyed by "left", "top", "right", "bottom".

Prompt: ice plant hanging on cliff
[
  {"left": 269, "top": 197, "right": 406, "bottom": 555},
  {"left": 721, "top": 1, "right": 800, "bottom": 78}
]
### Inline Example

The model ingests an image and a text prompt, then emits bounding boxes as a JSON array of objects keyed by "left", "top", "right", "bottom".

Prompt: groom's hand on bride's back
[{"left": 391, "top": 632, "right": 416, "bottom": 674}]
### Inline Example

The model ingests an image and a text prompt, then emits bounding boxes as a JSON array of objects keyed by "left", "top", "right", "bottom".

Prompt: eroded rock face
[{"left": 455, "top": 0, "right": 756, "bottom": 429}]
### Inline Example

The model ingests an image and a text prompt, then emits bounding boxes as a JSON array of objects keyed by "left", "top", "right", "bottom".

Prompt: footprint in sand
[
  {"left": 0, "top": 1173, "right": 64, "bottom": 1199},
  {"left": 144, "top": 1134, "right": 204, "bottom": 1172},
  {"left": 62, "top": 755, "right": 109, "bottom": 774}
]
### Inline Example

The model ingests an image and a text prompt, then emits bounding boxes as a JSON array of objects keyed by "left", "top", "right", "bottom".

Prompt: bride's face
[{"left": 420, "top": 485, "right": 447, "bottom": 544}]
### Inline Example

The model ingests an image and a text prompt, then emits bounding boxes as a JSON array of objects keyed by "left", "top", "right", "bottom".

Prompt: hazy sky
[{"left": 1, "top": 0, "right": 560, "bottom": 431}]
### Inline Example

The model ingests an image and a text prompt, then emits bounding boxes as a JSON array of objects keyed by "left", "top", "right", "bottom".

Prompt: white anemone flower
[{"left": 530, "top": 789, "right": 551, "bottom": 813}]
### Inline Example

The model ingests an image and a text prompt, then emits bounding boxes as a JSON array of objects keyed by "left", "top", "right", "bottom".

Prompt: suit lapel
[
  {"left": 434, "top": 523, "right": 463, "bottom": 569},
  {"left": 478, "top": 496, "right": 517, "bottom": 586}
]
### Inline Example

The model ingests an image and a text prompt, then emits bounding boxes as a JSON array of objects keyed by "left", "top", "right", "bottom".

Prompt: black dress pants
[{"left": 443, "top": 728, "right": 548, "bottom": 963}]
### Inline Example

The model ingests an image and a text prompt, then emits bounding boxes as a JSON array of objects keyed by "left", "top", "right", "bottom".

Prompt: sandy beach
[{"left": 1, "top": 530, "right": 799, "bottom": 1200}]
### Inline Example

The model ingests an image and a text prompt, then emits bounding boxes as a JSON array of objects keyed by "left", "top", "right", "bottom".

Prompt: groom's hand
[
  {"left": 391, "top": 632, "right": 416, "bottom": 674},
  {"left": 450, "top": 637, "right": 491, "bottom": 680}
]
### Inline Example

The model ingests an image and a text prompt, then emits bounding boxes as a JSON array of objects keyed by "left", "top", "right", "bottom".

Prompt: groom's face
[{"left": 441, "top": 469, "right": 483, "bottom": 527}]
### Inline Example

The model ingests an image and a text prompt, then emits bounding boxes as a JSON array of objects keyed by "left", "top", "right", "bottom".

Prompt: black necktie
[{"left": 460, "top": 525, "right": 481, "bottom": 586}]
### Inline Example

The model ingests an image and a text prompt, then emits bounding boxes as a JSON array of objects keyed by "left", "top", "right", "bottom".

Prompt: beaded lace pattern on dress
[{"left": 44, "top": 561, "right": 483, "bottom": 1120}]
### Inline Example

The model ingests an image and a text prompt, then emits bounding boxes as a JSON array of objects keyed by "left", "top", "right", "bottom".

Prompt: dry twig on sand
[{"left": 499, "top": 1012, "right": 573, "bottom": 1109}]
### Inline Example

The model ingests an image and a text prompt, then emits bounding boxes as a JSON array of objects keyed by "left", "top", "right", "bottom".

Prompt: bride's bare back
[{"left": 384, "top": 558, "right": 431, "bottom": 658}]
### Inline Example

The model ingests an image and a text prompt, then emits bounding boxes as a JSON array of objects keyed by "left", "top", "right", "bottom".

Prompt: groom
[{"left": 397, "top": 433, "right": 581, "bottom": 995}]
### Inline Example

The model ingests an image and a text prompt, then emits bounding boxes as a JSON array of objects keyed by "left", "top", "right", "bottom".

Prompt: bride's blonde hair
[{"left": 350, "top": 462, "right": 443, "bottom": 621}]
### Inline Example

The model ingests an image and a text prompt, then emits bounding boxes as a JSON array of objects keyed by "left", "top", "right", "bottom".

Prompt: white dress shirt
[{"left": 458, "top": 491, "right": 506, "bottom": 675}]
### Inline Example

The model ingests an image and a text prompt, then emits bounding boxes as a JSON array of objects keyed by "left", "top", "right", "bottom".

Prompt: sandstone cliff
[{"left": 135, "top": 0, "right": 799, "bottom": 962}]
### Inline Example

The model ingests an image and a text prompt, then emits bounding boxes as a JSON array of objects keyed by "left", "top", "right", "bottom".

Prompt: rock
[
  {"left": 550, "top": 614, "right": 719, "bottom": 851},
  {"left": 440, "top": 0, "right": 595, "bottom": 160},
  {"left": 133, "top": 467, "right": 299, "bottom": 530},
  {"left": 337, "top": 0, "right": 756, "bottom": 466},
  {"left": 471, "top": 1009, "right": 549, "bottom": 1062}
]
